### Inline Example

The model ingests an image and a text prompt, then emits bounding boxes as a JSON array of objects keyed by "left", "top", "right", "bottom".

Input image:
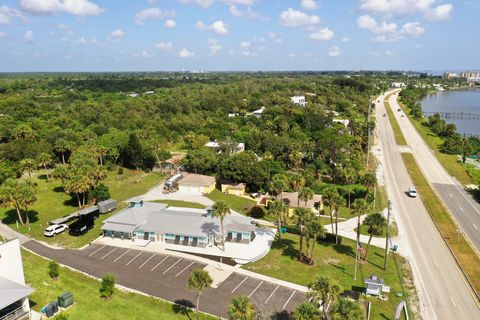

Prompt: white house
[
  {"left": 291, "top": 95, "right": 307, "bottom": 107},
  {"left": 0, "top": 239, "right": 34, "bottom": 320},
  {"left": 204, "top": 140, "right": 245, "bottom": 154},
  {"left": 391, "top": 82, "right": 406, "bottom": 88},
  {"left": 128, "top": 93, "right": 139, "bottom": 98},
  {"left": 246, "top": 106, "right": 265, "bottom": 118}
]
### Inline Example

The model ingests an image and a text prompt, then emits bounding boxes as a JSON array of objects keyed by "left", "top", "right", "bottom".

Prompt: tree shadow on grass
[
  {"left": 271, "top": 310, "right": 290, "bottom": 320},
  {"left": 62, "top": 197, "right": 79, "bottom": 208},
  {"left": 271, "top": 238, "right": 299, "bottom": 259},
  {"left": 53, "top": 186, "right": 65, "bottom": 193},
  {"left": 331, "top": 243, "right": 355, "bottom": 258},
  {"left": 1, "top": 209, "right": 39, "bottom": 225},
  {"left": 172, "top": 299, "right": 195, "bottom": 320}
]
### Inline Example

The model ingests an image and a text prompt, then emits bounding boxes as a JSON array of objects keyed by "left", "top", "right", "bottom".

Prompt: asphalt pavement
[{"left": 375, "top": 91, "right": 480, "bottom": 319}]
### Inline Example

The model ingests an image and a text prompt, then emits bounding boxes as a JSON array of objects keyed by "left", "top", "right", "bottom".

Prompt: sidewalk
[{"left": 0, "top": 221, "right": 30, "bottom": 244}]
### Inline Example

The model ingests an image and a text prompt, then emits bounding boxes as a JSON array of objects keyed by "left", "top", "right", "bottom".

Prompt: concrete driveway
[{"left": 130, "top": 182, "right": 214, "bottom": 206}]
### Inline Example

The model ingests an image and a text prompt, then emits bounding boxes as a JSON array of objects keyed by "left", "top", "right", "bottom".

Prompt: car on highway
[
  {"left": 397, "top": 108, "right": 401, "bottom": 111},
  {"left": 408, "top": 187, "right": 417, "bottom": 198},
  {"left": 44, "top": 224, "right": 68, "bottom": 237},
  {"left": 383, "top": 113, "right": 387, "bottom": 117}
]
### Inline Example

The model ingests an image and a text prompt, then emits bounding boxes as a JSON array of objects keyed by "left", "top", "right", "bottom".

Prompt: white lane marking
[
  {"left": 450, "top": 295, "right": 457, "bottom": 307},
  {"left": 162, "top": 258, "right": 183, "bottom": 274},
  {"left": 101, "top": 247, "right": 117, "bottom": 260},
  {"left": 283, "top": 290, "right": 296, "bottom": 310},
  {"left": 151, "top": 255, "right": 169, "bottom": 271},
  {"left": 452, "top": 184, "right": 480, "bottom": 217},
  {"left": 231, "top": 276, "right": 248, "bottom": 294},
  {"left": 449, "top": 193, "right": 453, "bottom": 198},
  {"left": 265, "top": 285, "right": 280, "bottom": 304},
  {"left": 432, "top": 259, "right": 438, "bottom": 269},
  {"left": 126, "top": 251, "right": 142, "bottom": 266},
  {"left": 113, "top": 249, "right": 130, "bottom": 262},
  {"left": 175, "top": 261, "right": 195, "bottom": 277},
  {"left": 473, "top": 224, "right": 478, "bottom": 231},
  {"left": 88, "top": 245, "right": 105, "bottom": 257},
  {"left": 249, "top": 281, "right": 264, "bottom": 298},
  {"left": 139, "top": 253, "right": 156, "bottom": 269},
  {"left": 459, "top": 206, "right": 464, "bottom": 212}
]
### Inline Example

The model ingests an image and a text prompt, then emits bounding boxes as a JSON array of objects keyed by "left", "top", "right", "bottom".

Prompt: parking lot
[{"left": 25, "top": 241, "right": 306, "bottom": 318}]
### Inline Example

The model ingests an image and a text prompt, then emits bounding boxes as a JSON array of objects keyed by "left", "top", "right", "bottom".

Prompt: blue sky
[{"left": 0, "top": 0, "right": 478, "bottom": 72}]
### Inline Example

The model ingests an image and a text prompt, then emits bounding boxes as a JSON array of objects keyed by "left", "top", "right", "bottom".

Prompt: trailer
[
  {"left": 68, "top": 213, "right": 94, "bottom": 236},
  {"left": 98, "top": 199, "right": 117, "bottom": 213},
  {"left": 164, "top": 173, "right": 183, "bottom": 190},
  {"left": 50, "top": 205, "right": 99, "bottom": 225}
]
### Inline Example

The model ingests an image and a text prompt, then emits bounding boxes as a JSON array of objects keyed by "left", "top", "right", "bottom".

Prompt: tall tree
[
  {"left": 362, "top": 172, "right": 376, "bottom": 199},
  {"left": 228, "top": 295, "right": 256, "bottom": 320},
  {"left": 52, "top": 164, "right": 69, "bottom": 186},
  {"left": 342, "top": 166, "right": 357, "bottom": 211},
  {"left": 351, "top": 199, "right": 368, "bottom": 245},
  {"left": 20, "top": 158, "right": 36, "bottom": 179},
  {"left": 307, "top": 276, "right": 341, "bottom": 320},
  {"left": 322, "top": 188, "right": 339, "bottom": 234},
  {"left": 331, "top": 192, "right": 346, "bottom": 245},
  {"left": 187, "top": 269, "right": 213, "bottom": 320},
  {"left": 298, "top": 187, "right": 314, "bottom": 207},
  {"left": 21, "top": 180, "right": 37, "bottom": 226},
  {"left": 363, "top": 212, "right": 387, "bottom": 261},
  {"left": 122, "top": 133, "right": 145, "bottom": 169},
  {"left": 307, "top": 218, "right": 326, "bottom": 262},
  {"left": 331, "top": 297, "right": 364, "bottom": 320},
  {"left": 212, "top": 201, "right": 231, "bottom": 250},
  {"left": 268, "top": 200, "right": 287, "bottom": 240},
  {"left": 290, "top": 173, "right": 305, "bottom": 192},
  {"left": 54, "top": 138, "right": 71, "bottom": 164},
  {"left": 36, "top": 152, "right": 53, "bottom": 181},
  {"left": 294, "top": 207, "right": 312, "bottom": 261},
  {"left": 293, "top": 302, "right": 320, "bottom": 320},
  {"left": 0, "top": 179, "right": 25, "bottom": 225}
]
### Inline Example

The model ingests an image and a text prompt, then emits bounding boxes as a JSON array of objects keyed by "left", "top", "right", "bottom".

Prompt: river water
[{"left": 420, "top": 89, "right": 480, "bottom": 136}]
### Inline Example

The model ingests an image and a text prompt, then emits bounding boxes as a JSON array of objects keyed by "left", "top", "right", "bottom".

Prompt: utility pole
[
  {"left": 354, "top": 209, "right": 361, "bottom": 280},
  {"left": 384, "top": 200, "right": 391, "bottom": 271}
]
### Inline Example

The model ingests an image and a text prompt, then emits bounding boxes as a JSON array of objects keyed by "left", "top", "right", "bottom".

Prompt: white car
[
  {"left": 408, "top": 187, "right": 417, "bottom": 198},
  {"left": 44, "top": 224, "right": 68, "bottom": 237}
]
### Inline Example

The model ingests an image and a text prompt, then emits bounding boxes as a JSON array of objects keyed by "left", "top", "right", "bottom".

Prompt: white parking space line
[
  {"left": 231, "top": 276, "right": 248, "bottom": 294},
  {"left": 248, "top": 281, "right": 264, "bottom": 298},
  {"left": 265, "top": 285, "right": 279, "bottom": 304},
  {"left": 126, "top": 251, "right": 142, "bottom": 266},
  {"left": 459, "top": 206, "right": 464, "bottom": 212},
  {"left": 139, "top": 253, "right": 156, "bottom": 269},
  {"left": 449, "top": 193, "right": 453, "bottom": 198},
  {"left": 450, "top": 295, "right": 457, "bottom": 307},
  {"left": 163, "top": 258, "right": 183, "bottom": 274},
  {"left": 88, "top": 245, "right": 105, "bottom": 257},
  {"left": 282, "top": 290, "right": 296, "bottom": 310},
  {"left": 151, "top": 255, "right": 169, "bottom": 271},
  {"left": 113, "top": 249, "right": 130, "bottom": 262},
  {"left": 175, "top": 261, "right": 195, "bottom": 277},
  {"left": 101, "top": 247, "right": 117, "bottom": 260},
  {"left": 473, "top": 224, "right": 478, "bottom": 231}
]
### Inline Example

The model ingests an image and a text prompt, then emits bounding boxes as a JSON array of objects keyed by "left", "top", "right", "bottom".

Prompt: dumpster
[
  {"left": 393, "top": 244, "right": 398, "bottom": 252},
  {"left": 51, "top": 301, "right": 59, "bottom": 313},
  {"left": 58, "top": 292, "right": 74, "bottom": 308},
  {"left": 45, "top": 304, "right": 54, "bottom": 317}
]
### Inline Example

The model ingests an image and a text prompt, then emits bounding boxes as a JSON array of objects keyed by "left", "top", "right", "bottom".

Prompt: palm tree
[
  {"left": 212, "top": 201, "right": 231, "bottom": 250},
  {"left": 342, "top": 167, "right": 357, "bottom": 211},
  {"left": 36, "top": 152, "right": 53, "bottom": 181},
  {"left": 331, "top": 192, "right": 346, "bottom": 245},
  {"left": 20, "top": 180, "right": 37, "bottom": 226},
  {"left": 293, "top": 302, "right": 320, "bottom": 320},
  {"left": 268, "top": 200, "right": 287, "bottom": 240},
  {"left": 307, "top": 219, "right": 326, "bottom": 262},
  {"left": 331, "top": 297, "right": 364, "bottom": 320},
  {"left": 363, "top": 212, "right": 387, "bottom": 261},
  {"left": 294, "top": 207, "right": 312, "bottom": 261},
  {"left": 269, "top": 174, "right": 288, "bottom": 199},
  {"left": 52, "top": 164, "right": 70, "bottom": 187},
  {"left": 322, "top": 188, "right": 339, "bottom": 234},
  {"left": 55, "top": 138, "right": 70, "bottom": 164},
  {"left": 290, "top": 173, "right": 305, "bottom": 192},
  {"left": 307, "top": 275, "right": 341, "bottom": 320},
  {"left": 351, "top": 199, "right": 368, "bottom": 245},
  {"left": 228, "top": 295, "right": 256, "bottom": 320},
  {"left": 20, "top": 158, "right": 36, "bottom": 179},
  {"left": 0, "top": 179, "right": 25, "bottom": 225},
  {"left": 298, "top": 187, "right": 314, "bottom": 207},
  {"left": 362, "top": 172, "right": 376, "bottom": 199},
  {"left": 187, "top": 269, "right": 213, "bottom": 320}
]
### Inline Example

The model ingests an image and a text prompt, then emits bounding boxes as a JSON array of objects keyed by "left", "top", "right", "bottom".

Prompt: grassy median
[
  {"left": 385, "top": 99, "right": 407, "bottom": 146},
  {"left": 401, "top": 153, "right": 480, "bottom": 295}
]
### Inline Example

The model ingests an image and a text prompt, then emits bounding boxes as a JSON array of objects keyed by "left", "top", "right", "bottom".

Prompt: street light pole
[{"left": 384, "top": 200, "right": 391, "bottom": 271}]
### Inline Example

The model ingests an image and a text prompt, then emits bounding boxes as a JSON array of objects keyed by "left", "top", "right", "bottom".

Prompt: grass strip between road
[
  {"left": 384, "top": 97, "right": 407, "bottom": 146},
  {"left": 401, "top": 152, "right": 480, "bottom": 298}
]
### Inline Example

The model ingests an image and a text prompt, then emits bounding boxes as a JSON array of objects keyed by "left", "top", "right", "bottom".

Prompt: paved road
[
  {"left": 388, "top": 93, "right": 480, "bottom": 253},
  {"left": 22, "top": 241, "right": 305, "bottom": 319},
  {"left": 375, "top": 91, "right": 480, "bottom": 319}
]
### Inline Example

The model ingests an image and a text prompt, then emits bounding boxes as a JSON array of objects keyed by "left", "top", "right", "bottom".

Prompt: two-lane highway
[{"left": 375, "top": 91, "right": 480, "bottom": 319}]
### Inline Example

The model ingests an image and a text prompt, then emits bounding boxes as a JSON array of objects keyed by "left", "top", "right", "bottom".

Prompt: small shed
[
  {"left": 365, "top": 275, "right": 384, "bottom": 296},
  {"left": 221, "top": 183, "right": 246, "bottom": 196}
]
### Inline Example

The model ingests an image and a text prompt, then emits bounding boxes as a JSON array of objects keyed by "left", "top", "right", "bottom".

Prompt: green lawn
[
  {"left": 385, "top": 99, "right": 407, "bottom": 146},
  {"left": 399, "top": 101, "right": 473, "bottom": 185},
  {"left": 151, "top": 200, "right": 206, "bottom": 209},
  {"left": 355, "top": 221, "right": 398, "bottom": 238},
  {"left": 401, "top": 153, "right": 480, "bottom": 294},
  {"left": 243, "top": 232, "right": 415, "bottom": 320},
  {"left": 22, "top": 250, "right": 215, "bottom": 320},
  {"left": 205, "top": 189, "right": 256, "bottom": 214},
  {"left": 0, "top": 168, "right": 165, "bottom": 248}
]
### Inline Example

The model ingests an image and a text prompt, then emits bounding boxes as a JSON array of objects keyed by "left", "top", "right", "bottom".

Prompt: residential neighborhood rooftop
[{"left": 179, "top": 173, "right": 216, "bottom": 186}]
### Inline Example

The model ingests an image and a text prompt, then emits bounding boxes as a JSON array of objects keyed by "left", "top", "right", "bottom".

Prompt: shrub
[
  {"left": 89, "top": 183, "right": 110, "bottom": 203},
  {"left": 99, "top": 272, "right": 115, "bottom": 299},
  {"left": 248, "top": 206, "right": 265, "bottom": 219},
  {"left": 48, "top": 260, "right": 59, "bottom": 280},
  {"left": 55, "top": 312, "right": 69, "bottom": 320}
]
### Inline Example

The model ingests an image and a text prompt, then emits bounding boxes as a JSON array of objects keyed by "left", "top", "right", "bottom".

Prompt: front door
[{"left": 144, "top": 232, "right": 149, "bottom": 240}]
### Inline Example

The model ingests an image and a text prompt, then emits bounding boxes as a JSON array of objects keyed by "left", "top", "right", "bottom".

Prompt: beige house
[
  {"left": 178, "top": 173, "right": 216, "bottom": 194},
  {"left": 221, "top": 183, "right": 246, "bottom": 196},
  {"left": 278, "top": 191, "right": 323, "bottom": 217}
]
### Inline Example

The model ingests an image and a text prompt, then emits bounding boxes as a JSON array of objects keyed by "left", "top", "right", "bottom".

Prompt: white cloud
[
  {"left": 24, "top": 30, "right": 34, "bottom": 42},
  {"left": 164, "top": 19, "right": 176, "bottom": 28},
  {"left": 178, "top": 48, "right": 195, "bottom": 58},
  {"left": 195, "top": 20, "right": 229, "bottom": 35},
  {"left": 134, "top": 7, "right": 176, "bottom": 25},
  {"left": 279, "top": 8, "right": 320, "bottom": 28},
  {"left": 77, "top": 37, "right": 97, "bottom": 45},
  {"left": 133, "top": 50, "right": 154, "bottom": 58},
  {"left": 155, "top": 41, "right": 173, "bottom": 51},
  {"left": 359, "top": 0, "right": 453, "bottom": 21},
  {"left": 328, "top": 45, "right": 340, "bottom": 56},
  {"left": 108, "top": 28, "right": 124, "bottom": 42},
  {"left": 57, "top": 23, "right": 73, "bottom": 35},
  {"left": 240, "top": 41, "right": 251, "bottom": 49},
  {"left": 401, "top": 22, "right": 424, "bottom": 36},
  {"left": 308, "top": 27, "right": 334, "bottom": 40},
  {"left": 0, "top": 5, "right": 26, "bottom": 24},
  {"left": 207, "top": 38, "right": 222, "bottom": 56},
  {"left": 229, "top": 5, "right": 265, "bottom": 20},
  {"left": 341, "top": 37, "right": 351, "bottom": 42},
  {"left": 179, "top": 0, "right": 214, "bottom": 8},
  {"left": 357, "top": 14, "right": 424, "bottom": 42},
  {"left": 224, "top": 0, "right": 257, "bottom": 4},
  {"left": 301, "top": 0, "right": 319, "bottom": 10},
  {"left": 18, "top": 0, "right": 103, "bottom": 16},
  {"left": 288, "top": 53, "right": 297, "bottom": 58}
]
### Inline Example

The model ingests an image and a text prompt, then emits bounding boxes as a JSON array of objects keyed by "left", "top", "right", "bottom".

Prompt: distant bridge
[{"left": 423, "top": 111, "right": 480, "bottom": 120}]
